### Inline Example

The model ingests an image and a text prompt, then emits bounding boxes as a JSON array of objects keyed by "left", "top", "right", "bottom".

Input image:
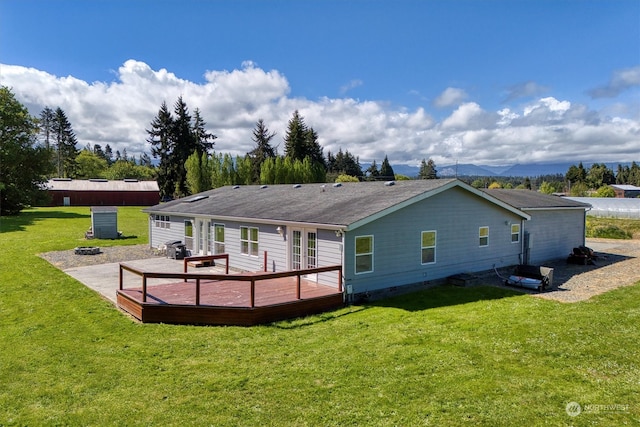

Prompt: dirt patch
[{"left": 39, "top": 244, "right": 163, "bottom": 270}]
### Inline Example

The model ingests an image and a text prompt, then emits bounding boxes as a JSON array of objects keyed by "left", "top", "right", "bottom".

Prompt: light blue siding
[
  {"left": 343, "top": 187, "right": 524, "bottom": 294},
  {"left": 524, "top": 209, "right": 586, "bottom": 264},
  {"left": 149, "top": 215, "right": 186, "bottom": 249}
]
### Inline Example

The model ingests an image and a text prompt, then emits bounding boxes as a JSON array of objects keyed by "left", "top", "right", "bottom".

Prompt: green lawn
[{"left": 1, "top": 207, "right": 638, "bottom": 426}]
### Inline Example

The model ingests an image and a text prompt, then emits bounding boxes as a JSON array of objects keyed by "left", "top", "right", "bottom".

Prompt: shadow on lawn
[
  {"left": 366, "top": 285, "right": 523, "bottom": 312},
  {"left": 0, "top": 210, "right": 90, "bottom": 233}
]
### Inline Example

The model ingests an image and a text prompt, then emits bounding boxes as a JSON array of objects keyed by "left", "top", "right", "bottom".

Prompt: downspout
[
  {"left": 520, "top": 218, "right": 526, "bottom": 265},
  {"left": 583, "top": 207, "right": 591, "bottom": 246}
]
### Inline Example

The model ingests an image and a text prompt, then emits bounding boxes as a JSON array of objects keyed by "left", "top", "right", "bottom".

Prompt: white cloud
[
  {"left": 1, "top": 61, "right": 639, "bottom": 168},
  {"left": 434, "top": 87, "right": 468, "bottom": 108}
]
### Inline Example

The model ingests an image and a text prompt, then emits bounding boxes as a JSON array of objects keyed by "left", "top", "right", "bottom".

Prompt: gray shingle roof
[
  {"left": 151, "top": 178, "right": 535, "bottom": 228},
  {"left": 485, "top": 189, "right": 591, "bottom": 209},
  {"left": 147, "top": 180, "right": 460, "bottom": 227}
]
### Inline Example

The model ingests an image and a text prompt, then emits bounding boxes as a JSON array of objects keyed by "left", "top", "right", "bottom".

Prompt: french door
[{"left": 291, "top": 228, "right": 317, "bottom": 280}]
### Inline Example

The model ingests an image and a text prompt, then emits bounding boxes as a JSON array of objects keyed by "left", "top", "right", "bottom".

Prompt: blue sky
[{"left": 1, "top": 0, "right": 639, "bottom": 167}]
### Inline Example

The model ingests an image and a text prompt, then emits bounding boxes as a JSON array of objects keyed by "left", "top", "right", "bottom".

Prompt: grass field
[{"left": 1, "top": 207, "right": 638, "bottom": 426}]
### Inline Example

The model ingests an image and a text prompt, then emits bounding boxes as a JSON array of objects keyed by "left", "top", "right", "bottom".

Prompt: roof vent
[
  {"left": 292, "top": 184, "right": 301, "bottom": 189},
  {"left": 185, "top": 195, "right": 208, "bottom": 203},
  {"left": 89, "top": 178, "right": 108, "bottom": 182},
  {"left": 232, "top": 185, "right": 240, "bottom": 189},
  {"left": 52, "top": 178, "right": 72, "bottom": 181},
  {"left": 384, "top": 181, "right": 395, "bottom": 186},
  {"left": 332, "top": 182, "right": 342, "bottom": 187},
  {"left": 123, "top": 178, "right": 138, "bottom": 182},
  {"left": 260, "top": 185, "right": 268, "bottom": 189}
]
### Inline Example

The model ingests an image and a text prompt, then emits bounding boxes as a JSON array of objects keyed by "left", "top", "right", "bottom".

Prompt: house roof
[
  {"left": 612, "top": 184, "right": 640, "bottom": 191},
  {"left": 146, "top": 179, "right": 530, "bottom": 230},
  {"left": 46, "top": 179, "right": 159, "bottom": 192},
  {"left": 485, "top": 189, "right": 591, "bottom": 210}
]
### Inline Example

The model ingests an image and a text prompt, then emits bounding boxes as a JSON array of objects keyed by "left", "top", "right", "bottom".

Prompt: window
[
  {"left": 355, "top": 235, "right": 373, "bottom": 274},
  {"left": 479, "top": 226, "right": 489, "bottom": 247},
  {"left": 154, "top": 214, "right": 170, "bottom": 229},
  {"left": 511, "top": 223, "right": 520, "bottom": 243},
  {"left": 421, "top": 231, "right": 436, "bottom": 264},
  {"left": 213, "top": 224, "right": 225, "bottom": 254},
  {"left": 240, "top": 226, "right": 259, "bottom": 256}
]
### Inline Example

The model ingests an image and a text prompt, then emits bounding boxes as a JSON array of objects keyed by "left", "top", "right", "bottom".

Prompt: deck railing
[{"left": 118, "top": 261, "right": 342, "bottom": 307}]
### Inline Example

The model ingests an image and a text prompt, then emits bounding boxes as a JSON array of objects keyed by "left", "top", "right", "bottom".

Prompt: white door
[{"left": 291, "top": 229, "right": 318, "bottom": 281}]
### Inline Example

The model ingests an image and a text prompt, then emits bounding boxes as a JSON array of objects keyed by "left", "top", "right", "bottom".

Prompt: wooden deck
[{"left": 116, "top": 258, "right": 344, "bottom": 326}]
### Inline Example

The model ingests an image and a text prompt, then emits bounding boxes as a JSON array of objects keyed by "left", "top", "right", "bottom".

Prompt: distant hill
[{"left": 373, "top": 162, "right": 633, "bottom": 179}]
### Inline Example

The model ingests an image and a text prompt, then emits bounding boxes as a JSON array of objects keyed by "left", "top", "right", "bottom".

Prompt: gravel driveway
[{"left": 40, "top": 239, "right": 640, "bottom": 304}]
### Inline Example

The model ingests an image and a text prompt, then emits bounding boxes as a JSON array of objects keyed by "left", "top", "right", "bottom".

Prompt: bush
[{"left": 586, "top": 225, "right": 632, "bottom": 239}]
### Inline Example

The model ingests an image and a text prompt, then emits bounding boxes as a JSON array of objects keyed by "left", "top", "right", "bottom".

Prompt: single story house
[
  {"left": 144, "top": 179, "right": 590, "bottom": 300},
  {"left": 484, "top": 189, "right": 591, "bottom": 265},
  {"left": 46, "top": 179, "right": 160, "bottom": 206}
]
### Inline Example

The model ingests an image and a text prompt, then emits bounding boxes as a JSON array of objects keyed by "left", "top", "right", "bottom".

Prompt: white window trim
[
  {"left": 154, "top": 214, "right": 170, "bottom": 229},
  {"left": 511, "top": 223, "right": 520, "bottom": 243},
  {"left": 421, "top": 230, "right": 437, "bottom": 265},
  {"left": 213, "top": 223, "right": 225, "bottom": 254},
  {"left": 240, "top": 226, "right": 259, "bottom": 257},
  {"left": 354, "top": 235, "right": 374, "bottom": 275},
  {"left": 479, "top": 226, "right": 489, "bottom": 247}
]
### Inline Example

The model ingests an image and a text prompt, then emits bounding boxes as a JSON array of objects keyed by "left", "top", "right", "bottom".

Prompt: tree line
[{"left": 465, "top": 162, "right": 640, "bottom": 197}]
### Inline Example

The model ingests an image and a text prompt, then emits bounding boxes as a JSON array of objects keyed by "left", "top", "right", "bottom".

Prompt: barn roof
[
  {"left": 485, "top": 189, "right": 591, "bottom": 210},
  {"left": 146, "top": 179, "right": 530, "bottom": 230},
  {"left": 46, "top": 179, "right": 159, "bottom": 192}
]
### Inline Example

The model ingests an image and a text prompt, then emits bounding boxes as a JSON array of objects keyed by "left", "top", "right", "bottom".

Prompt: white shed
[{"left": 90, "top": 206, "right": 119, "bottom": 239}]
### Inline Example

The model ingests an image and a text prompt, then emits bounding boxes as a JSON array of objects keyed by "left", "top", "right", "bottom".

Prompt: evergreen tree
[
  {"left": 1, "top": 87, "right": 53, "bottom": 214},
  {"left": 139, "top": 152, "right": 152, "bottom": 168},
  {"left": 148, "top": 97, "right": 216, "bottom": 198},
  {"left": 566, "top": 162, "right": 587, "bottom": 184},
  {"left": 192, "top": 107, "right": 216, "bottom": 156},
  {"left": 304, "top": 127, "right": 325, "bottom": 167},
  {"left": 379, "top": 155, "right": 395, "bottom": 180},
  {"left": 147, "top": 101, "right": 175, "bottom": 198},
  {"left": 629, "top": 161, "right": 640, "bottom": 186},
  {"left": 327, "top": 148, "right": 362, "bottom": 178},
  {"left": 39, "top": 106, "right": 55, "bottom": 151},
  {"left": 419, "top": 158, "right": 438, "bottom": 179},
  {"left": 248, "top": 119, "right": 277, "bottom": 183},
  {"left": 283, "top": 111, "right": 325, "bottom": 167},
  {"left": 52, "top": 107, "right": 78, "bottom": 178},
  {"left": 366, "top": 160, "right": 379, "bottom": 180},
  {"left": 284, "top": 110, "right": 308, "bottom": 161},
  {"left": 104, "top": 144, "right": 114, "bottom": 165},
  {"left": 171, "top": 96, "right": 195, "bottom": 197},
  {"left": 616, "top": 164, "right": 628, "bottom": 184}
]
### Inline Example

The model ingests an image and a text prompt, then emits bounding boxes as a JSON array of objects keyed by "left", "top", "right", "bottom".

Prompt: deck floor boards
[{"left": 119, "top": 276, "right": 339, "bottom": 308}]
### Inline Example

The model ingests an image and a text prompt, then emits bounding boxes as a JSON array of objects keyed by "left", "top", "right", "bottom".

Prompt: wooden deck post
[
  {"left": 338, "top": 267, "right": 343, "bottom": 293},
  {"left": 119, "top": 265, "right": 123, "bottom": 290},
  {"left": 296, "top": 274, "right": 301, "bottom": 300},
  {"left": 195, "top": 278, "right": 200, "bottom": 306},
  {"left": 142, "top": 275, "right": 147, "bottom": 303},
  {"left": 250, "top": 279, "right": 255, "bottom": 308},
  {"left": 263, "top": 251, "right": 267, "bottom": 272}
]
